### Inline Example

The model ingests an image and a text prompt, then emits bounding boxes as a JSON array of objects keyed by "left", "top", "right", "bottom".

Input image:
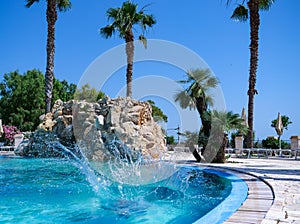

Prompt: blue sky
[{"left": 0, "top": 0, "right": 299, "bottom": 141}]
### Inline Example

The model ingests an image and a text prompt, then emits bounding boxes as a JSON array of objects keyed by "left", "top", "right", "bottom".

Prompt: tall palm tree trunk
[
  {"left": 125, "top": 30, "right": 134, "bottom": 98},
  {"left": 246, "top": 0, "right": 260, "bottom": 148},
  {"left": 45, "top": 0, "right": 57, "bottom": 113}
]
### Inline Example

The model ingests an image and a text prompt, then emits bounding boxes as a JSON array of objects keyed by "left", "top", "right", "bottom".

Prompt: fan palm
[
  {"left": 226, "top": 0, "right": 275, "bottom": 148},
  {"left": 174, "top": 68, "right": 219, "bottom": 161},
  {"left": 207, "top": 110, "right": 248, "bottom": 163},
  {"left": 211, "top": 110, "right": 248, "bottom": 135},
  {"left": 100, "top": 1, "right": 156, "bottom": 98},
  {"left": 26, "top": 0, "right": 72, "bottom": 114},
  {"left": 175, "top": 68, "right": 218, "bottom": 120}
]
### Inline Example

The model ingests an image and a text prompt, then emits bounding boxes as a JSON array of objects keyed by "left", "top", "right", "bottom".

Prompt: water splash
[
  {"left": 46, "top": 137, "right": 179, "bottom": 191},
  {"left": 47, "top": 141, "right": 108, "bottom": 192},
  {"left": 92, "top": 136, "right": 178, "bottom": 185}
]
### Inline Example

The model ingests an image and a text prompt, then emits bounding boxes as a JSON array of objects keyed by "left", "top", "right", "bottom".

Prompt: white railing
[
  {"left": 0, "top": 145, "right": 16, "bottom": 155},
  {"left": 0, "top": 146, "right": 15, "bottom": 151},
  {"left": 226, "top": 148, "right": 300, "bottom": 160}
]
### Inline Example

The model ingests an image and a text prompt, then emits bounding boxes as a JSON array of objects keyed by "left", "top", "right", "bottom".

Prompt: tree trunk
[
  {"left": 246, "top": 0, "right": 260, "bottom": 148},
  {"left": 45, "top": 0, "right": 57, "bottom": 114},
  {"left": 125, "top": 29, "right": 134, "bottom": 98},
  {"left": 212, "top": 133, "right": 228, "bottom": 163},
  {"left": 195, "top": 96, "right": 210, "bottom": 154},
  {"left": 185, "top": 136, "right": 202, "bottom": 162},
  {"left": 192, "top": 150, "right": 201, "bottom": 162}
]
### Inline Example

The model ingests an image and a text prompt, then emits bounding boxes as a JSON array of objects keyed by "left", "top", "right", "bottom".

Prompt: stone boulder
[{"left": 17, "top": 97, "right": 167, "bottom": 162}]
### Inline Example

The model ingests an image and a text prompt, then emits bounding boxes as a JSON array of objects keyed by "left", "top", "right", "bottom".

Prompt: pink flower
[{"left": 2, "top": 125, "right": 21, "bottom": 145}]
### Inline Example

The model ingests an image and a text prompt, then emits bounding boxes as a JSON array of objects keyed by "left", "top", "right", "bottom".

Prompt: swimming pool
[{"left": 0, "top": 157, "right": 247, "bottom": 223}]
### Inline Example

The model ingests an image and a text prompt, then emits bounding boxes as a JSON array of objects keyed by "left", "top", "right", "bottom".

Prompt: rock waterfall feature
[{"left": 16, "top": 97, "right": 167, "bottom": 162}]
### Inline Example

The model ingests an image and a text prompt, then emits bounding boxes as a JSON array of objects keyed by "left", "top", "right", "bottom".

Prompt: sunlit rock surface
[{"left": 16, "top": 97, "right": 167, "bottom": 161}]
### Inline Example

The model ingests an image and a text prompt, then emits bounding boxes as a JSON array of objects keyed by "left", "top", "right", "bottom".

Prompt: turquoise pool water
[{"left": 0, "top": 157, "right": 245, "bottom": 223}]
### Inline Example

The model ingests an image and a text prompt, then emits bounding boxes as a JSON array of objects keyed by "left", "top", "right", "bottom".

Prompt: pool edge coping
[
  {"left": 178, "top": 163, "right": 275, "bottom": 224},
  {"left": 210, "top": 165, "right": 275, "bottom": 223}
]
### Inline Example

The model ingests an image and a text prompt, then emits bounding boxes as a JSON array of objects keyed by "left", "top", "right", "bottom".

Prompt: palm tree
[
  {"left": 100, "top": 1, "right": 156, "bottom": 98},
  {"left": 227, "top": 0, "right": 275, "bottom": 148},
  {"left": 208, "top": 110, "right": 248, "bottom": 163},
  {"left": 26, "top": 0, "right": 72, "bottom": 114},
  {"left": 174, "top": 68, "right": 219, "bottom": 161}
]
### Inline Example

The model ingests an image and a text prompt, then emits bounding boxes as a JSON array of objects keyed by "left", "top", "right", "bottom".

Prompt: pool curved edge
[{"left": 193, "top": 167, "right": 248, "bottom": 224}]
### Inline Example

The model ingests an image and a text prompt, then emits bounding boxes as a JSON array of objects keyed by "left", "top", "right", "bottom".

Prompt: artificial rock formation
[{"left": 16, "top": 97, "right": 167, "bottom": 161}]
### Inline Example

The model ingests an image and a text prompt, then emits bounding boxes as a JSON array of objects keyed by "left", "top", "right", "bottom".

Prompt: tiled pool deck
[
  {"left": 177, "top": 154, "right": 300, "bottom": 223},
  {"left": 221, "top": 157, "right": 300, "bottom": 224}
]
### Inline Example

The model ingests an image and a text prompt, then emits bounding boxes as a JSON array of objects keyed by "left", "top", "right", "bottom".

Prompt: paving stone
[
  {"left": 208, "top": 157, "right": 300, "bottom": 223},
  {"left": 177, "top": 155, "right": 300, "bottom": 223}
]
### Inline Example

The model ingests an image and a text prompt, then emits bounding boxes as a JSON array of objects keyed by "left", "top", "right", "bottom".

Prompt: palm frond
[
  {"left": 107, "top": 8, "right": 120, "bottom": 20},
  {"left": 189, "top": 69, "right": 218, "bottom": 89},
  {"left": 122, "top": 1, "right": 138, "bottom": 24},
  {"left": 100, "top": 25, "right": 115, "bottom": 38},
  {"left": 138, "top": 35, "right": 147, "bottom": 48},
  {"left": 185, "top": 71, "right": 195, "bottom": 83},
  {"left": 141, "top": 14, "right": 156, "bottom": 29},
  {"left": 25, "top": 0, "right": 40, "bottom": 8},
  {"left": 206, "top": 76, "right": 219, "bottom": 88},
  {"left": 140, "top": 3, "right": 153, "bottom": 12},
  {"left": 231, "top": 4, "right": 248, "bottom": 22},
  {"left": 205, "top": 95, "right": 214, "bottom": 107},
  {"left": 210, "top": 110, "right": 248, "bottom": 134},
  {"left": 57, "top": 0, "right": 72, "bottom": 12},
  {"left": 259, "top": 0, "right": 275, "bottom": 11},
  {"left": 174, "top": 90, "right": 195, "bottom": 110},
  {"left": 225, "top": 0, "right": 232, "bottom": 6},
  {"left": 190, "top": 69, "right": 217, "bottom": 84},
  {"left": 226, "top": 0, "right": 246, "bottom": 6},
  {"left": 177, "top": 80, "right": 189, "bottom": 84}
]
